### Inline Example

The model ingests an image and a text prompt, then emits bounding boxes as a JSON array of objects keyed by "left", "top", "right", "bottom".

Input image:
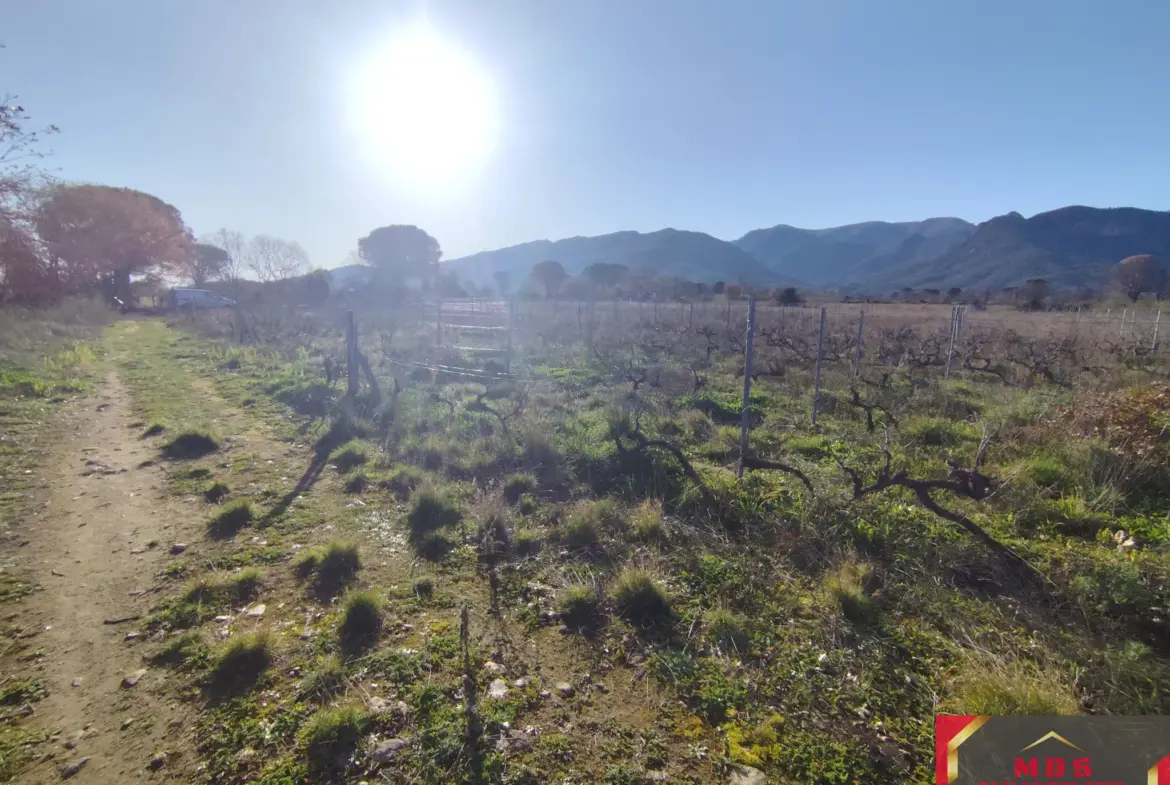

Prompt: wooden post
[
  {"left": 1120, "top": 308, "right": 1128, "bottom": 338},
  {"left": 653, "top": 300, "right": 658, "bottom": 323},
  {"left": 436, "top": 299, "right": 443, "bottom": 345},
  {"left": 737, "top": 298, "right": 757, "bottom": 479},
  {"left": 577, "top": 302, "right": 582, "bottom": 331},
  {"left": 945, "top": 305, "right": 958, "bottom": 378},
  {"left": 726, "top": 298, "right": 732, "bottom": 328},
  {"left": 688, "top": 302, "right": 694, "bottom": 330},
  {"left": 812, "top": 306, "right": 826, "bottom": 426},
  {"left": 505, "top": 301, "right": 514, "bottom": 374},
  {"left": 854, "top": 310, "right": 865, "bottom": 376},
  {"left": 346, "top": 310, "right": 359, "bottom": 401},
  {"left": 1153, "top": 309, "right": 1162, "bottom": 350}
]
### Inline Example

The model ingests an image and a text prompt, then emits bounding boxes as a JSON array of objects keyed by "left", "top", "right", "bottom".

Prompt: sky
[{"left": 5, "top": 0, "right": 1170, "bottom": 267}]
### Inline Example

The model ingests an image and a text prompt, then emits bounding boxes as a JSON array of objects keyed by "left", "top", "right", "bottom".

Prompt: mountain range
[{"left": 443, "top": 205, "right": 1170, "bottom": 293}]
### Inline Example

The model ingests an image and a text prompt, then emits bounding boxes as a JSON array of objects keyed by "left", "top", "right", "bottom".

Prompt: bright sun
[{"left": 350, "top": 27, "right": 498, "bottom": 188}]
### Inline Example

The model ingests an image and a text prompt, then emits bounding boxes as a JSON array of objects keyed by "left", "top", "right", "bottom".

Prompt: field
[{"left": 2, "top": 294, "right": 1169, "bottom": 784}]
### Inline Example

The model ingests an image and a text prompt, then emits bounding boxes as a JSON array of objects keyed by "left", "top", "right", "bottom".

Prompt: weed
[
  {"left": 0, "top": 678, "right": 46, "bottom": 706},
  {"left": 338, "top": 589, "right": 384, "bottom": 652},
  {"left": 412, "top": 575, "right": 435, "bottom": 598},
  {"left": 161, "top": 430, "right": 219, "bottom": 459},
  {"left": 208, "top": 500, "right": 253, "bottom": 538},
  {"left": 502, "top": 472, "right": 537, "bottom": 504},
  {"left": 610, "top": 569, "right": 671, "bottom": 627}
]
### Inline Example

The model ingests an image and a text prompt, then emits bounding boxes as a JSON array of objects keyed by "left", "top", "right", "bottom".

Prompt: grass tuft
[
  {"left": 295, "top": 540, "right": 361, "bottom": 595},
  {"left": 298, "top": 654, "right": 347, "bottom": 702},
  {"left": 943, "top": 658, "right": 1080, "bottom": 715},
  {"left": 558, "top": 583, "right": 603, "bottom": 630},
  {"left": 610, "top": 568, "right": 671, "bottom": 627},
  {"left": 299, "top": 705, "right": 371, "bottom": 771},
  {"left": 203, "top": 481, "right": 230, "bottom": 504},
  {"left": 502, "top": 472, "right": 537, "bottom": 504},
  {"left": 209, "top": 630, "right": 271, "bottom": 692},
  {"left": 338, "top": 589, "right": 384, "bottom": 652},
  {"left": 629, "top": 499, "right": 667, "bottom": 543},
  {"left": 332, "top": 439, "right": 372, "bottom": 473},
  {"left": 208, "top": 500, "right": 253, "bottom": 539},
  {"left": 825, "top": 559, "right": 878, "bottom": 624},
  {"left": 161, "top": 429, "right": 219, "bottom": 459},
  {"left": 704, "top": 607, "right": 750, "bottom": 652}
]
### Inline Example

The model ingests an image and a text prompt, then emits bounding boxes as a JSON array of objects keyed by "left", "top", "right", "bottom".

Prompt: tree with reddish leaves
[
  {"left": 1114, "top": 254, "right": 1166, "bottom": 303},
  {"left": 35, "top": 184, "right": 193, "bottom": 305},
  {"left": 0, "top": 94, "right": 59, "bottom": 302}
]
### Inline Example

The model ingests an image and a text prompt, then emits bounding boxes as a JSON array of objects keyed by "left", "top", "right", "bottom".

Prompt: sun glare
[{"left": 350, "top": 27, "right": 498, "bottom": 188}]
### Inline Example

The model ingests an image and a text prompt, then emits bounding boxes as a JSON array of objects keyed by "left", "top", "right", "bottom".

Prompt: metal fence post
[
  {"left": 436, "top": 299, "right": 443, "bottom": 345},
  {"left": 945, "top": 305, "right": 958, "bottom": 378},
  {"left": 1153, "top": 309, "right": 1162, "bottom": 350},
  {"left": 1120, "top": 308, "right": 1128, "bottom": 338},
  {"left": 688, "top": 302, "right": 694, "bottom": 330},
  {"left": 812, "top": 306, "right": 826, "bottom": 426},
  {"left": 346, "top": 310, "right": 359, "bottom": 401},
  {"left": 505, "top": 300, "right": 514, "bottom": 374},
  {"left": 854, "top": 310, "right": 865, "bottom": 376},
  {"left": 737, "top": 297, "right": 757, "bottom": 479}
]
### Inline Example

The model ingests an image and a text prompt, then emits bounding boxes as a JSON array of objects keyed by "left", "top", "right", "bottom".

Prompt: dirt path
[{"left": 16, "top": 369, "right": 199, "bottom": 784}]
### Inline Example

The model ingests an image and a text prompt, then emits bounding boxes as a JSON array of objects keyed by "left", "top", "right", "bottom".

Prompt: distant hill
[
  {"left": 865, "top": 206, "right": 1170, "bottom": 292},
  {"left": 734, "top": 218, "right": 975, "bottom": 285},
  {"left": 440, "top": 206, "right": 1170, "bottom": 295},
  {"left": 443, "top": 229, "right": 792, "bottom": 288}
]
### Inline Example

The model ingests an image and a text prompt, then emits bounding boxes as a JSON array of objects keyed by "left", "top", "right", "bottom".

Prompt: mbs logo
[{"left": 935, "top": 716, "right": 1170, "bottom": 785}]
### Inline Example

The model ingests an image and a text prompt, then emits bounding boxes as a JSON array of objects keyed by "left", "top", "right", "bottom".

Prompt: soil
[{"left": 13, "top": 370, "right": 199, "bottom": 784}]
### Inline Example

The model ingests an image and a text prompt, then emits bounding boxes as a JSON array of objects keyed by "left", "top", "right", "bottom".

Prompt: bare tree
[
  {"left": 202, "top": 229, "right": 249, "bottom": 290},
  {"left": 247, "top": 235, "right": 309, "bottom": 282}
]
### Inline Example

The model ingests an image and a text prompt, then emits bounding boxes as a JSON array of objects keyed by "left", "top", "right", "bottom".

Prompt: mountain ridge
[{"left": 442, "top": 205, "right": 1170, "bottom": 293}]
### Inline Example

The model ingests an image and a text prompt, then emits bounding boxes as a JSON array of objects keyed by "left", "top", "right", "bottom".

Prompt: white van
[{"left": 168, "top": 288, "right": 236, "bottom": 310}]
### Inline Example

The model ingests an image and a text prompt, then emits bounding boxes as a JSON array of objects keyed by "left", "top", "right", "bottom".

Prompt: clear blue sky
[{"left": 6, "top": 1, "right": 1169, "bottom": 266}]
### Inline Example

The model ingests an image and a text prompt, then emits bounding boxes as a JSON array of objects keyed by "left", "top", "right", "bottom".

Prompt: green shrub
[
  {"left": 905, "top": 417, "right": 972, "bottom": 447},
  {"left": 203, "top": 482, "right": 230, "bottom": 504},
  {"left": 610, "top": 569, "right": 671, "bottom": 627},
  {"left": 786, "top": 435, "right": 831, "bottom": 460},
  {"left": 208, "top": 501, "right": 253, "bottom": 539},
  {"left": 343, "top": 472, "right": 369, "bottom": 494},
  {"left": 1026, "top": 454, "right": 1069, "bottom": 489},
  {"left": 149, "top": 631, "right": 208, "bottom": 668},
  {"left": 558, "top": 584, "right": 603, "bottom": 630},
  {"left": 295, "top": 540, "right": 361, "bottom": 594},
  {"left": 338, "top": 589, "right": 384, "bottom": 652},
  {"left": 515, "top": 528, "right": 542, "bottom": 556},
  {"left": 412, "top": 575, "right": 435, "bottom": 598},
  {"left": 209, "top": 631, "right": 271, "bottom": 691},
  {"left": 298, "top": 705, "right": 371, "bottom": 770}
]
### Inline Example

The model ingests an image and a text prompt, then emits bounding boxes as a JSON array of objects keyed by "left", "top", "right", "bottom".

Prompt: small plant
[
  {"left": 825, "top": 559, "right": 877, "bottom": 624},
  {"left": 209, "top": 630, "right": 271, "bottom": 692},
  {"left": 477, "top": 506, "right": 512, "bottom": 559},
  {"left": 298, "top": 654, "right": 347, "bottom": 702},
  {"left": 149, "top": 630, "right": 208, "bottom": 668},
  {"left": 559, "top": 505, "right": 601, "bottom": 550},
  {"left": 141, "top": 423, "right": 166, "bottom": 438},
  {"left": 332, "top": 440, "right": 371, "bottom": 473},
  {"left": 298, "top": 705, "right": 371, "bottom": 771},
  {"left": 338, "top": 589, "right": 384, "bottom": 652},
  {"left": 610, "top": 569, "right": 671, "bottom": 627},
  {"left": 704, "top": 607, "right": 750, "bottom": 652},
  {"left": 517, "top": 494, "right": 538, "bottom": 515},
  {"left": 502, "top": 473, "right": 537, "bottom": 504},
  {"left": 412, "top": 575, "right": 435, "bottom": 598},
  {"left": 558, "top": 583, "right": 603, "bottom": 630},
  {"left": 296, "top": 540, "right": 361, "bottom": 595},
  {"left": 379, "top": 465, "right": 423, "bottom": 499},
  {"left": 943, "top": 658, "right": 1079, "bottom": 715},
  {"left": 515, "top": 528, "right": 542, "bottom": 556},
  {"left": 407, "top": 484, "right": 461, "bottom": 541},
  {"left": 203, "top": 481, "right": 230, "bottom": 504},
  {"left": 629, "top": 500, "right": 667, "bottom": 543},
  {"left": 161, "top": 430, "right": 219, "bottom": 459},
  {"left": 343, "top": 472, "right": 369, "bottom": 494},
  {"left": 208, "top": 501, "right": 253, "bottom": 539}
]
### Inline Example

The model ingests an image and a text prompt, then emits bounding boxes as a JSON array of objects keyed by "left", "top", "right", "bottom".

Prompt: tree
[
  {"left": 492, "top": 270, "right": 510, "bottom": 297},
  {"left": 1019, "top": 278, "right": 1049, "bottom": 310},
  {"left": 247, "top": 235, "right": 309, "bottom": 282},
  {"left": 201, "top": 229, "right": 248, "bottom": 289},
  {"left": 582, "top": 262, "right": 629, "bottom": 288},
  {"left": 947, "top": 287, "right": 963, "bottom": 302},
  {"left": 725, "top": 283, "right": 743, "bottom": 300},
  {"left": 357, "top": 225, "right": 441, "bottom": 282},
  {"left": 713, "top": 281, "right": 726, "bottom": 295},
  {"left": 1, "top": 94, "right": 59, "bottom": 302},
  {"left": 530, "top": 260, "right": 567, "bottom": 298},
  {"left": 36, "top": 184, "right": 192, "bottom": 304},
  {"left": 1114, "top": 254, "right": 1165, "bottom": 303},
  {"left": 178, "top": 242, "right": 230, "bottom": 287},
  {"left": 773, "top": 286, "right": 802, "bottom": 305}
]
